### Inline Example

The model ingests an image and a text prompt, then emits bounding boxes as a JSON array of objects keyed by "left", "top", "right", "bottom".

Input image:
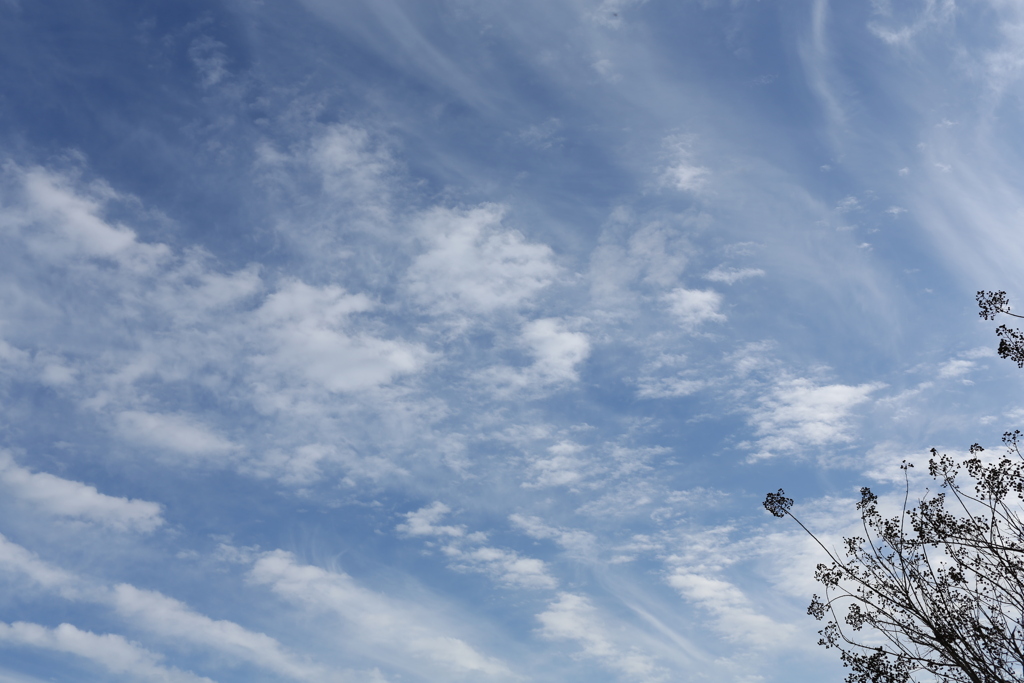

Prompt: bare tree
[{"left": 764, "top": 293, "right": 1024, "bottom": 683}]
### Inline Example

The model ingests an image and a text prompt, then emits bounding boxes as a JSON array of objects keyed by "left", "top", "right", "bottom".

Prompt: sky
[{"left": 1, "top": 0, "right": 1024, "bottom": 681}]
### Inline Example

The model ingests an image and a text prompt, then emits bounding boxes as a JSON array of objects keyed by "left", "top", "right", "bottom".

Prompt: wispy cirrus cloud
[
  {"left": 249, "top": 549, "right": 512, "bottom": 679},
  {"left": 0, "top": 621, "right": 213, "bottom": 683},
  {"left": 537, "top": 592, "right": 667, "bottom": 681},
  {"left": 0, "top": 534, "right": 334, "bottom": 681},
  {"left": 399, "top": 503, "right": 557, "bottom": 590},
  {"left": 0, "top": 451, "right": 163, "bottom": 532},
  {"left": 746, "top": 378, "right": 885, "bottom": 460}
]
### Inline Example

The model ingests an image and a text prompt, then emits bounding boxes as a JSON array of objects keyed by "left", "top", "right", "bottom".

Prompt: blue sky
[{"left": 1, "top": 0, "right": 1023, "bottom": 681}]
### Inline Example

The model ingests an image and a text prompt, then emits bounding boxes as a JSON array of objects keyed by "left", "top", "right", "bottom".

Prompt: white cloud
[
  {"left": 574, "top": 480, "right": 658, "bottom": 518},
  {"left": 635, "top": 354, "right": 706, "bottom": 399},
  {"left": 156, "top": 262, "right": 263, "bottom": 326},
  {"left": 406, "top": 204, "right": 559, "bottom": 315},
  {"left": 521, "top": 319, "right": 590, "bottom": 383},
  {"left": 0, "top": 666, "right": 50, "bottom": 683},
  {"left": 537, "top": 593, "right": 665, "bottom": 680},
  {"left": 662, "top": 164, "right": 708, "bottom": 192},
  {"left": 0, "top": 621, "right": 213, "bottom": 683},
  {"left": 610, "top": 534, "right": 664, "bottom": 563},
  {"left": 257, "top": 286, "right": 407, "bottom": 389},
  {"left": 481, "top": 319, "right": 590, "bottom": 392},
  {"left": 704, "top": 266, "right": 765, "bottom": 285},
  {"left": 660, "top": 136, "right": 708, "bottom": 193},
  {"left": 0, "top": 533, "right": 322, "bottom": 682},
  {"left": 188, "top": 36, "right": 229, "bottom": 87},
  {"left": 962, "top": 346, "right": 996, "bottom": 359},
  {"left": 242, "top": 443, "right": 361, "bottom": 487},
  {"left": 636, "top": 376, "right": 705, "bottom": 399},
  {"left": 867, "top": 0, "right": 955, "bottom": 46},
  {"left": 35, "top": 352, "right": 77, "bottom": 386},
  {"left": 835, "top": 196, "right": 860, "bottom": 212},
  {"left": 442, "top": 544, "right": 557, "bottom": 590},
  {"left": 0, "top": 534, "right": 80, "bottom": 599},
  {"left": 10, "top": 165, "right": 169, "bottom": 269},
  {"left": 666, "top": 573, "right": 794, "bottom": 649},
  {"left": 254, "top": 123, "right": 398, "bottom": 247},
  {"left": 111, "top": 584, "right": 323, "bottom": 682},
  {"left": 589, "top": 219, "right": 692, "bottom": 309},
  {"left": 398, "top": 505, "right": 556, "bottom": 589},
  {"left": 509, "top": 515, "right": 597, "bottom": 558},
  {"left": 518, "top": 119, "right": 562, "bottom": 149},
  {"left": 626, "top": 223, "right": 690, "bottom": 288},
  {"left": 311, "top": 125, "right": 393, "bottom": 194},
  {"left": 592, "top": 58, "right": 620, "bottom": 82},
  {"left": 253, "top": 280, "right": 431, "bottom": 394},
  {"left": 0, "top": 452, "right": 163, "bottom": 532},
  {"left": 663, "top": 288, "right": 725, "bottom": 328},
  {"left": 727, "top": 341, "right": 777, "bottom": 378},
  {"left": 116, "top": 411, "right": 238, "bottom": 458},
  {"left": 0, "top": 159, "right": 433, "bottom": 488},
  {"left": 522, "top": 440, "right": 590, "bottom": 488},
  {"left": 248, "top": 550, "right": 511, "bottom": 678},
  {"left": 748, "top": 378, "right": 884, "bottom": 459},
  {"left": 0, "top": 339, "right": 29, "bottom": 367},
  {"left": 938, "top": 358, "right": 974, "bottom": 378},
  {"left": 396, "top": 502, "right": 466, "bottom": 537},
  {"left": 524, "top": 454, "right": 586, "bottom": 487}
]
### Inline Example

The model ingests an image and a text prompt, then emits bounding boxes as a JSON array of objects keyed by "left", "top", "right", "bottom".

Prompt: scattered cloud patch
[
  {"left": 7, "top": 165, "right": 170, "bottom": 269},
  {"left": 442, "top": 544, "right": 557, "bottom": 590},
  {"left": 867, "top": 0, "right": 955, "bottom": 46},
  {"left": 188, "top": 36, "right": 229, "bottom": 87},
  {"left": 483, "top": 319, "right": 590, "bottom": 391},
  {"left": 522, "top": 440, "right": 590, "bottom": 489},
  {"left": 962, "top": 346, "right": 996, "bottom": 359},
  {"left": 510, "top": 515, "right": 597, "bottom": 558},
  {"left": 704, "top": 266, "right": 765, "bottom": 285},
  {"left": 592, "top": 58, "right": 619, "bottom": 82},
  {"left": 660, "top": 136, "right": 708, "bottom": 193},
  {"left": 835, "top": 196, "right": 860, "bottom": 212},
  {"left": 398, "top": 505, "right": 554, "bottom": 589},
  {"left": 635, "top": 356, "right": 706, "bottom": 398},
  {"left": 636, "top": 376, "right": 705, "bottom": 399},
  {"left": 518, "top": 119, "right": 563, "bottom": 149},
  {"left": 406, "top": 205, "right": 560, "bottom": 315},
  {"left": 521, "top": 319, "right": 591, "bottom": 383},
  {"left": 938, "top": 359, "right": 974, "bottom": 379},
  {"left": 254, "top": 280, "right": 431, "bottom": 394},
  {"left": 397, "top": 502, "right": 466, "bottom": 538},
  {"left": 663, "top": 288, "right": 725, "bottom": 329}
]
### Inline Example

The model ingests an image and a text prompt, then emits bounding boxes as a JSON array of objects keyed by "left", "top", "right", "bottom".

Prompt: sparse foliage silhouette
[
  {"left": 764, "top": 293, "right": 1024, "bottom": 683},
  {"left": 977, "top": 290, "right": 1024, "bottom": 368}
]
